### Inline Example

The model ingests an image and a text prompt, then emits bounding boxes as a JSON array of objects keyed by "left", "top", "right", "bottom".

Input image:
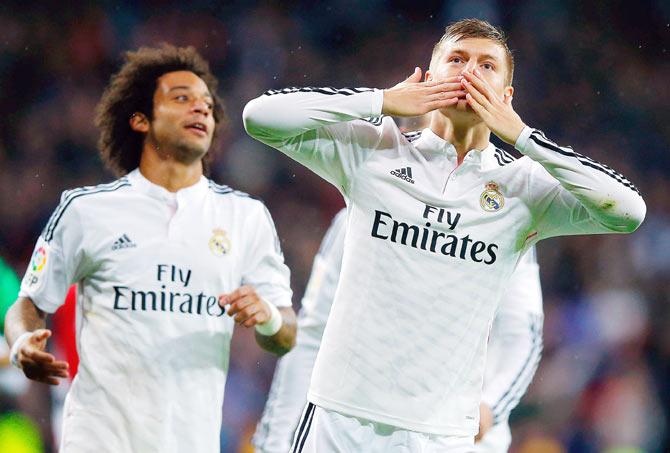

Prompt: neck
[
  {"left": 138, "top": 142, "right": 203, "bottom": 192},
  {"left": 429, "top": 111, "right": 490, "bottom": 164}
]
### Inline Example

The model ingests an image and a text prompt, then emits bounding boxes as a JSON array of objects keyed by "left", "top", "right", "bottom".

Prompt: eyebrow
[
  {"left": 449, "top": 49, "right": 500, "bottom": 62},
  {"left": 168, "top": 86, "right": 213, "bottom": 98}
]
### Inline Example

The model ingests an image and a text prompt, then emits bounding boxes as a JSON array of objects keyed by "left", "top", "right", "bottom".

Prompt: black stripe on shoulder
[
  {"left": 263, "top": 86, "right": 375, "bottom": 97},
  {"left": 401, "top": 130, "right": 423, "bottom": 143},
  {"left": 207, "top": 180, "right": 234, "bottom": 194},
  {"left": 494, "top": 148, "right": 514, "bottom": 166},
  {"left": 43, "top": 177, "right": 130, "bottom": 242},
  {"left": 208, "top": 180, "right": 261, "bottom": 201},
  {"left": 529, "top": 131, "right": 641, "bottom": 195}
]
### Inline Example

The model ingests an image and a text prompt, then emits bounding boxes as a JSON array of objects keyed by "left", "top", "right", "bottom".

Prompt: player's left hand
[
  {"left": 461, "top": 69, "right": 526, "bottom": 145},
  {"left": 219, "top": 285, "right": 271, "bottom": 328}
]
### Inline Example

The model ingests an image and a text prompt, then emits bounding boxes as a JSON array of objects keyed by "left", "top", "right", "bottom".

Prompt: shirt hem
[{"left": 307, "top": 392, "right": 478, "bottom": 437}]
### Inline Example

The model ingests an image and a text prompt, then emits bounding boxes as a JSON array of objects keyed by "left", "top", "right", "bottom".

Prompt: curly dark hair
[{"left": 95, "top": 44, "right": 225, "bottom": 176}]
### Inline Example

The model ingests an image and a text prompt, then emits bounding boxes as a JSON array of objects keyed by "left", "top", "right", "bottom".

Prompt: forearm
[
  {"left": 255, "top": 307, "right": 297, "bottom": 356},
  {"left": 243, "top": 88, "right": 383, "bottom": 142},
  {"left": 4, "top": 297, "right": 47, "bottom": 347},
  {"left": 516, "top": 127, "right": 646, "bottom": 233}
]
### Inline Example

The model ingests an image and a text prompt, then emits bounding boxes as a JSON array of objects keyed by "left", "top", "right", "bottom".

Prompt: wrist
[
  {"left": 513, "top": 125, "right": 533, "bottom": 152},
  {"left": 9, "top": 332, "right": 33, "bottom": 369},
  {"left": 255, "top": 301, "right": 283, "bottom": 336}
]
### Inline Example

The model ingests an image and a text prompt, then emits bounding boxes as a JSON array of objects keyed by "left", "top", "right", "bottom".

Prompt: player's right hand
[
  {"left": 475, "top": 402, "right": 494, "bottom": 443},
  {"left": 17, "top": 329, "right": 69, "bottom": 385},
  {"left": 382, "top": 69, "right": 465, "bottom": 117}
]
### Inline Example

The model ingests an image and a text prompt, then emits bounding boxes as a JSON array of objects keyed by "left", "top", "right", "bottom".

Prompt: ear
[
  {"left": 424, "top": 69, "right": 433, "bottom": 82},
  {"left": 503, "top": 86, "right": 514, "bottom": 104},
  {"left": 129, "top": 112, "right": 149, "bottom": 133}
]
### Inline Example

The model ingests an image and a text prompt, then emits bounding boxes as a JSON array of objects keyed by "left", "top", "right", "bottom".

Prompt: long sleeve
[
  {"left": 482, "top": 247, "right": 544, "bottom": 425},
  {"left": 516, "top": 127, "right": 646, "bottom": 240},
  {"left": 243, "top": 88, "right": 385, "bottom": 194},
  {"left": 240, "top": 204, "right": 293, "bottom": 309}
]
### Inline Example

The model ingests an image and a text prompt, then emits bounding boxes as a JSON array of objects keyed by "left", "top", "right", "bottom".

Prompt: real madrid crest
[
  {"left": 480, "top": 181, "right": 504, "bottom": 212},
  {"left": 209, "top": 228, "right": 231, "bottom": 256}
]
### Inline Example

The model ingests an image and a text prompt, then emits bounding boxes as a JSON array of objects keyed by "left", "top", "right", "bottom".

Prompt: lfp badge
[
  {"left": 31, "top": 246, "right": 48, "bottom": 272},
  {"left": 209, "top": 228, "right": 231, "bottom": 256},
  {"left": 23, "top": 244, "right": 48, "bottom": 289},
  {"left": 480, "top": 182, "right": 504, "bottom": 212}
]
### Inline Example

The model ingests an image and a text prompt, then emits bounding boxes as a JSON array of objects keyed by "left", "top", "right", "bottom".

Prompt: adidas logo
[
  {"left": 390, "top": 167, "right": 415, "bottom": 184},
  {"left": 111, "top": 234, "right": 137, "bottom": 251}
]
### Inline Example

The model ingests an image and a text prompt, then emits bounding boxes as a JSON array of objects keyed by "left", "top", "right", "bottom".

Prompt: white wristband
[
  {"left": 9, "top": 332, "right": 33, "bottom": 369},
  {"left": 255, "top": 301, "right": 283, "bottom": 336}
]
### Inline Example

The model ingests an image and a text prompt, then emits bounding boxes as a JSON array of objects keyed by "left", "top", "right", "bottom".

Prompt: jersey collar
[
  {"left": 127, "top": 168, "right": 209, "bottom": 201},
  {"left": 416, "top": 128, "right": 496, "bottom": 168}
]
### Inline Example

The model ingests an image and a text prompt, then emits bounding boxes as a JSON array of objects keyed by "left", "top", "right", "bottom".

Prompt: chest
[
  {"left": 350, "top": 150, "right": 533, "bottom": 255},
  {"left": 80, "top": 196, "right": 247, "bottom": 292}
]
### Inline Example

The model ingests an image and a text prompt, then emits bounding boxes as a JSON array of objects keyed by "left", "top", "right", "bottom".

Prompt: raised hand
[
  {"left": 220, "top": 285, "right": 271, "bottom": 328},
  {"left": 17, "top": 329, "right": 69, "bottom": 385},
  {"left": 382, "top": 68, "right": 466, "bottom": 117},
  {"left": 461, "top": 69, "right": 526, "bottom": 145}
]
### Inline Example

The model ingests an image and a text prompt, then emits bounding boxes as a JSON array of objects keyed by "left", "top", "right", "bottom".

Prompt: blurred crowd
[{"left": 0, "top": 0, "right": 668, "bottom": 452}]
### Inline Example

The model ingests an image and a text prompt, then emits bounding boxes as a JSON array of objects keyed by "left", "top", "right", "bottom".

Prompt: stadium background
[{"left": 0, "top": 1, "right": 668, "bottom": 452}]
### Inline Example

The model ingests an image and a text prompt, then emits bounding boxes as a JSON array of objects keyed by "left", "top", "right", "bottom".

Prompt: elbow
[
  {"left": 242, "top": 97, "right": 268, "bottom": 140},
  {"left": 275, "top": 335, "right": 297, "bottom": 357},
  {"left": 600, "top": 196, "right": 647, "bottom": 233},
  {"left": 620, "top": 196, "right": 647, "bottom": 233}
]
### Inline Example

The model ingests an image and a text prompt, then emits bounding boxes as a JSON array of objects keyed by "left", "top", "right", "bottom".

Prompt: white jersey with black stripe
[
  {"left": 18, "top": 169, "right": 292, "bottom": 453},
  {"left": 253, "top": 208, "right": 543, "bottom": 453},
  {"left": 243, "top": 87, "right": 645, "bottom": 436}
]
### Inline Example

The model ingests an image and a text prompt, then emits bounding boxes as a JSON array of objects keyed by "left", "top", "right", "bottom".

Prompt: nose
[
  {"left": 191, "top": 98, "right": 210, "bottom": 116},
  {"left": 461, "top": 59, "right": 477, "bottom": 74}
]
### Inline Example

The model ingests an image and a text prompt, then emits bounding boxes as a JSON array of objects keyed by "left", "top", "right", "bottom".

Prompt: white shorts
[
  {"left": 290, "top": 403, "right": 476, "bottom": 453},
  {"left": 473, "top": 422, "right": 511, "bottom": 453}
]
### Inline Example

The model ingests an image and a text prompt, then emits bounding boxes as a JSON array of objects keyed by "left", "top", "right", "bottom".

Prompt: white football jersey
[
  {"left": 253, "top": 209, "right": 543, "bottom": 453},
  {"left": 243, "top": 88, "right": 645, "bottom": 436},
  {"left": 19, "top": 169, "right": 292, "bottom": 453}
]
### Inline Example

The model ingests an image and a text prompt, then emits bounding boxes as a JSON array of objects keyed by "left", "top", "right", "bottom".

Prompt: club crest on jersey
[
  {"left": 480, "top": 182, "right": 504, "bottom": 212},
  {"left": 209, "top": 228, "right": 231, "bottom": 256}
]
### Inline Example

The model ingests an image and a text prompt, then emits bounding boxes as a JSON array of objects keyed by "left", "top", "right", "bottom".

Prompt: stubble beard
[{"left": 149, "top": 130, "right": 209, "bottom": 165}]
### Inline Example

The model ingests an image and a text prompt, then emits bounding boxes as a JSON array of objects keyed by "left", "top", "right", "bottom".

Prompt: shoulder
[
  {"left": 42, "top": 176, "right": 131, "bottom": 242},
  {"left": 206, "top": 179, "right": 269, "bottom": 215},
  {"left": 490, "top": 147, "right": 525, "bottom": 168}
]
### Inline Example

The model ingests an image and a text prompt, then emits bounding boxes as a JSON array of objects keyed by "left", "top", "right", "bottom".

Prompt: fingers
[
  {"left": 461, "top": 77, "right": 490, "bottom": 110},
  {"left": 427, "top": 97, "right": 460, "bottom": 110},
  {"left": 234, "top": 303, "right": 261, "bottom": 324},
  {"left": 226, "top": 295, "right": 256, "bottom": 316},
  {"left": 462, "top": 70, "right": 497, "bottom": 103},
  {"left": 219, "top": 285, "right": 253, "bottom": 307},
  {"left": 429, "top": 89, "right": 467, "bottom": 101},
  {"left": 425, "top": 81, "right": 463, "bottom": 92},
  {"left": 22, "top": 356, "right": 70, "bottom": 385},
  {"left": 23, "top": 347, "right": 56, "bottom": 363},
  {"left": 406, "top": 67, "right": 422, "bottom": 84},
  {"left": 33, "top": 329, "right": 51, "bottom": 340},
  {"left": 465, "top": 92, "right": 489, "bottom": 119},
  {"left": 220, "top": 285, "right": 270, "bottom": 327},
  {"left": 231, "top": 298, "right": 269, "bottom": 326}
]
